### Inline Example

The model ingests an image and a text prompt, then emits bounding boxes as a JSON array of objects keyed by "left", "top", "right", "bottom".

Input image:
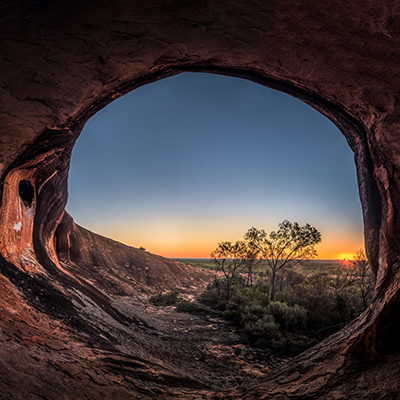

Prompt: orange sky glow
[
  {"left": 148, "top": 243, "right": 364, "bottom": 261},
  {"left": 95, "top": 219, "right": 364, "bottom": 261}
]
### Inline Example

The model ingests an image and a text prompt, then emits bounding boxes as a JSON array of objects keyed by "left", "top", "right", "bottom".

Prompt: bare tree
[
  {"left": 352, "top": 249, "right": 374, "bottom": 311},
  {"left": 332, "top": 249, "right": 374, "bottom": 313},
  {"left": 334, "top": 260, "right": 356, "bottom": 294},
  {"left": 210, "top": 241, "right": 248, "bottom": 299}
]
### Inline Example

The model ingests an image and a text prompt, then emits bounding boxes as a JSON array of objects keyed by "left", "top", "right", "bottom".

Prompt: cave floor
[{"left": 88, "top": 291, "right": 290, "bottom": 391}]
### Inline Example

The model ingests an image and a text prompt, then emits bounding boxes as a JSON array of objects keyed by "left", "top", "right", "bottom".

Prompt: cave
[
  {"left": 19, "top": 180, "right": 34, "bottom": 207},
  {"left": 1, "top": 1, "right": 400, "bottom": 399}
]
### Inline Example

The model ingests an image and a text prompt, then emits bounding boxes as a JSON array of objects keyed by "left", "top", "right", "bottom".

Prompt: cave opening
[
  {"left": 67, "top": 72, "right": 364, "bottom": 261},
  {"left": 2, "top": 1, "right": 400, "bottom": 396},
  {"left": 18, "top": 180, "right": 34, "bottom": 207},
  {"left": 62, "top": 71, "right": 369, "bottom": 360}
]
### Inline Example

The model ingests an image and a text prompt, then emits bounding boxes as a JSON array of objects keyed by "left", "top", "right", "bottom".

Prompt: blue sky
[{"left": 66, "top": 72, "right": 364, "bottom": 259}]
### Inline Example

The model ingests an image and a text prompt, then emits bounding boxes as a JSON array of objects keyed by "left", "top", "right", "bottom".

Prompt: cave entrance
[
  {"left": 64, "top": 71, "right": 368, "bottom": 359},
  {"left": 67, "top": 72, "right": 363, "bottom": 261}
]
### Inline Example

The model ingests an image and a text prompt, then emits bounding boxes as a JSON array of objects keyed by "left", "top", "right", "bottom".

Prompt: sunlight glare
[{"left": 338, "top": 253, "right": 354, "bottom": 261}]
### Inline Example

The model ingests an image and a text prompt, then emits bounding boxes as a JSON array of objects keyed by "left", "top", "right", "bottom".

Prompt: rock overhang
[{"left": 1, "top": 0, "right": 400, "bottom": 398}]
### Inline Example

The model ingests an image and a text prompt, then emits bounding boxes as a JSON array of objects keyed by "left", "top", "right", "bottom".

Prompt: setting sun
[{"left": 338, "top": 253, "right": 354, "bottom": 261}]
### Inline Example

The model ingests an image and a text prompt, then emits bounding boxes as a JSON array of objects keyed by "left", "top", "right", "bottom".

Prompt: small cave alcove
[{"left": 18, "top": 180, "right": 34, "bottom": 207}]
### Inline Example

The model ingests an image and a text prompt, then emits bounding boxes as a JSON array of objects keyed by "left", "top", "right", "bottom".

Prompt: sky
[{"left": 66, "top": 72, "right": 364, "bottom": 260}]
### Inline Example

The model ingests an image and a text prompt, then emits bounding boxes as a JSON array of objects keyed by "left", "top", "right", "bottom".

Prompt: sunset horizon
[
  {"left": 81, "top": 221, "right": 364, "bottom": 262},
  {"left": 67, "top": 73, "right": 364, "bottom": 263}
]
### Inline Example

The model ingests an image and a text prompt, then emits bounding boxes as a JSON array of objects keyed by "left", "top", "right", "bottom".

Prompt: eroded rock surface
[
  {"left": 0, "top": 217, "right": 286, "bottom": 399},
  {"left": 1, "top": 0, "right": 400, "bottom": 398}
]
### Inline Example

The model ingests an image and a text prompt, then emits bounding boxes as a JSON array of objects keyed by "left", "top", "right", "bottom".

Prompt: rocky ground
[
  {"left": 0, "top": 222, "right": 290, "bottom": 399},
  {"left": 1, "top": 222, "right": 400, "bottom": 399},
  {"left": 112, "top": 294, "right": 290, "bottom": 388},
  {"left": 68, "top": 267, "right": 291, "bottom": 391}
]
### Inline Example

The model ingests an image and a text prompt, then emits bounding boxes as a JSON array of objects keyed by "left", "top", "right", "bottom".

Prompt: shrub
[
  {"left": 238, "top": 302, "right": 313, "bottom": 354},
  {"left": 201, "top": 259, "right": 371, "bottom": 357},
  {"left": 200, "top": 286, "right": 227, "bottom": 310},
  {"left": 241, "top": 311, "right": 281, "bottom": 349},
  {"left": 280, "top": 333, "right": 318, "bottom": 355},
  {"left": 268, "top": 301, "right": 307, "bottom": 332},
  {"left": 150, "top": 290, "right": 182, "bottom": 306}
]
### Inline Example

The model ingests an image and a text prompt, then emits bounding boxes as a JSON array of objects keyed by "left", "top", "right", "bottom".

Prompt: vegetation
[
  {"left": 174, "top": 259, "right": 217, "bottom": 271},
  {"left": 210, "top": 221, "right": 322, "bottom": 301},
  {"left": 243, "top": 222, "right": 322, "bottom": 300},
  {"left": 210, "top": 241, "right": 251, "bottom": 300},
  {"left": 150, "top": 290, "right": 183, "bottom": 306},
  {"left": 203, "top": 222, "right": 374, "bottom": 356}
]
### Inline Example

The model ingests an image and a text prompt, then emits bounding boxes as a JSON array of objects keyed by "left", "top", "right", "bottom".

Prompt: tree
[
  {"left": 210, "top": 241, "right": 248, "bottom": 299},
  {"left": 350, "top": 249, "right": 374, "bottom": 311},
  {"left": 244, "top": 220, "right": 322, "bottom": 301}
]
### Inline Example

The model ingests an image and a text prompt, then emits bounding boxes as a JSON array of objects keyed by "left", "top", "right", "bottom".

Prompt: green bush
[
  {"left": 244, "top": 286, "right": 270, "bottom": 307},
  {"left": 201, "top": 260, "right": 372, "bottom": 357},
  {"left": 200, "top": 286, "right": 227, "bottom": 310},
  {"left": 242, "top": 313, "right": 280, "bottom": 348},
  {"left": 278, "top": 332, "right": 318, "bottom": 355},
  {"left": 150, "top": 290, "right": 183, "bottom": 306},
  {"left": 238, "top": 302, "right": 314, "bottom": 355},
  {"left": 268, "top": 301, "right": 307, "bottom": 332}
]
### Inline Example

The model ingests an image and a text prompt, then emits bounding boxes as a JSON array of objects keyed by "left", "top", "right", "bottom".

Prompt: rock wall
[{"left": 1, "top": 0, "right": 400, "bottom": 398}]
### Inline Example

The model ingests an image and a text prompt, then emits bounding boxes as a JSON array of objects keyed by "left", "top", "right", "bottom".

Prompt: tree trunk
[{"left": 270, "top": 269, "right": 277, "bottom": 302}]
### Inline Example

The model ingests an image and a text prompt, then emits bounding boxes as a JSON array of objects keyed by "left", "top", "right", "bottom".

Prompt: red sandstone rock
[{"left": 1, "top": 0, "right": 400, "bottom": 398}]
